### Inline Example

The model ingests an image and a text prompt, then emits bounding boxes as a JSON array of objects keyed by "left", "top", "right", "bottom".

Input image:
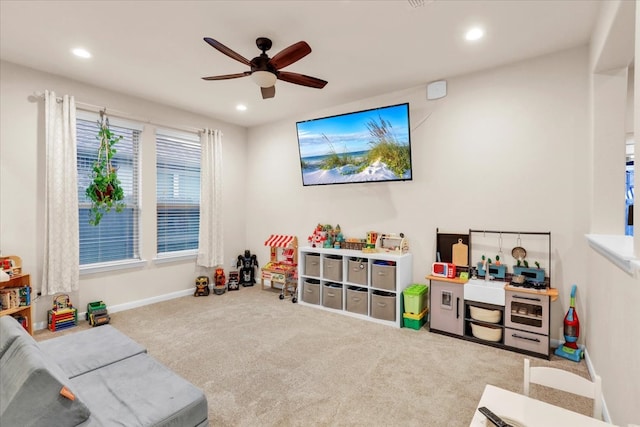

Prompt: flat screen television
[{"left": 296, "top": 102, "right": 412, "bottom": 186}]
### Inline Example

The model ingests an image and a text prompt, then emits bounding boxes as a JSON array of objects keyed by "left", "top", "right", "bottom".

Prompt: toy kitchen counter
[{"left": 427, "top": 274, "right": 558, "bottom": 359}]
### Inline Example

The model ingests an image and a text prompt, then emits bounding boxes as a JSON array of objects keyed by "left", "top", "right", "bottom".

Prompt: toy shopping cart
[{"left": 279, "top": 271, "right": 298, "bottom": 303}]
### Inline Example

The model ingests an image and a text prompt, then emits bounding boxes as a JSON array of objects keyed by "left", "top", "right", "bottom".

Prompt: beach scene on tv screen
[{"left": 297, "top": 104, "right": 412, "bottom": 186}]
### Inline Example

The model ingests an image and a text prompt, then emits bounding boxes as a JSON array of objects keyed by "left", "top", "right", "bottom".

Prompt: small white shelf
[
  {"left": 585, "top": 234, "right": 640, "bottom": 277},
  {"left": 297, "top": 246, "right": 413, "bottom": 328}
]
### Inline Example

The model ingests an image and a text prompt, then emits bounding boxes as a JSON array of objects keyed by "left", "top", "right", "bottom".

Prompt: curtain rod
[
  {"left": 32, "top": 91, "right": 207, "bottom": 135},
  {"left": 468, "top": 229, "right": 551, "bottom": 236}
]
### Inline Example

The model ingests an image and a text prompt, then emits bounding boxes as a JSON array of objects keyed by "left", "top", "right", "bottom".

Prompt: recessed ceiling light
[
  {"left": 236, "top": 104, "right": 247, "bottom": 111},
  {"left": 72, "top": 48, "right": 92, "bottom": 58},
  {"left": 465, "top": 27, "right": 484, "bottom": 42}
]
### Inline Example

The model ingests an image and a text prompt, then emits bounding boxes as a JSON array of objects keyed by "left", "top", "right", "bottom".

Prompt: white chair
[{"left": 523, "top": 358, "right": 602, "bottom": 419}]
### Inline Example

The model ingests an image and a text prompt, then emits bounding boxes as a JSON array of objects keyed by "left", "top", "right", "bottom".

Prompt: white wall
[
  {"left": 584, "top": 1, "right": 640, "bottom": 425},
  {"left": 0, "top": 60, "right": 248, "bottom": 326},
  {"left": 246, "top": 46, "right": 590, "bottom": 339},
  {"left": 244, "top": 44, "right": 640, "bottom": 424}
]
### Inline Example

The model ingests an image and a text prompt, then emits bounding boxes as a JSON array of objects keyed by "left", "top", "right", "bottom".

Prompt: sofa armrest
[
  {"left": 0, "top": 315, "right": 28, "bottom": 358},
  {"left": 0, "top": 335, "right": 91, "bottom": 426}
]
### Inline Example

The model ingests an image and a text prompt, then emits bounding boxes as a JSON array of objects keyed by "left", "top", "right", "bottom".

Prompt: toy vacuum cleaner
[{"left": 555, "top": 284, "right": 584, "bottom": 362}]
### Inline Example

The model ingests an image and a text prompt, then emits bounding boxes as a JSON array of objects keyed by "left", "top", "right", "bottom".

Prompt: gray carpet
[{"left": 35, "top": 285, "right": 593, "bottom": 426}]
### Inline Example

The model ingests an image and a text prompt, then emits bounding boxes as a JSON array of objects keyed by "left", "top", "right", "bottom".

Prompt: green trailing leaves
[{"left": 85, "top": 115, "right": 125, "bottom": 226}]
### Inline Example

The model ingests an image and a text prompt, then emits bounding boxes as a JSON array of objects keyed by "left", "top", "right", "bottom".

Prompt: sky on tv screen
[{"left": 297, "top": 104, "right": 409, "bottom": 157}]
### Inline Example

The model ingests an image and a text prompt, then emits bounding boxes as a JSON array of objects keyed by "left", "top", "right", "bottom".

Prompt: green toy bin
[{"left": 403, "top": 284, "right": 428, "bottom": 314}]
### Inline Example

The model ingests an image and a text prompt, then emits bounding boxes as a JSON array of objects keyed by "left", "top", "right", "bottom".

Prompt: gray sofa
[{"left": 0, "top": 316, "right": 208, "bottom": 426}]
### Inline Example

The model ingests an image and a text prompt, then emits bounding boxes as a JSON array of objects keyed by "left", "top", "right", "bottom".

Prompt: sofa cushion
[
  {"left": 0, "top": 315, "right": 28, "bottom": 358},
  {"left": 0, "top": 335, "right": 91, "bottom": 427},
  {"left": 71, "top": 353, "right": 208, "bottom": 427},
  {"left": 39, "top": 325, "right": 147, "bottom": 378}
]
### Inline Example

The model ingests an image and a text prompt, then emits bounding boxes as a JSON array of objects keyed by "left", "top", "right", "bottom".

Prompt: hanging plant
[{"left": 85, "top": 111, "right": 125, "bottom": 226}]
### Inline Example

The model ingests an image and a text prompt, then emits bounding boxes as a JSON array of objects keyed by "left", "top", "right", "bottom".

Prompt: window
[
  {"left": 77, "top": 112, "right": 142, "bottom": 266},
  {"left": 156, "top": 129, "right": 200, "bottom": 256}
]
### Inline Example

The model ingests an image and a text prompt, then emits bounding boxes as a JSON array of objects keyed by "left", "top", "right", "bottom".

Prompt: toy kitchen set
[{"left": 427, "top": 229, "right": 558, "bottom": 359}]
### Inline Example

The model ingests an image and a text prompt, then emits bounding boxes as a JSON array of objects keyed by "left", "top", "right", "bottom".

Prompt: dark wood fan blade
[
  {"left": 270, "top": 41, "right": 311, "bottom": 70},
  {"left": 204, "top": 37, "right": 251, "bottom": 66},
  {"left": 261, "top": 86, "right": 275, "bottom": 99},
  {"left": 277, "top": 71, "right": 327, "bottom": 89},
  {"left": 202, "top": 72, "right": 251, "bottom": 81}
]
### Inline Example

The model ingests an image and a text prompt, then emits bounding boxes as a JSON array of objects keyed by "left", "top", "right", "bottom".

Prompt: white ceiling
[{"left": 0, "top": 0, "right": 601, "bottom": 128}]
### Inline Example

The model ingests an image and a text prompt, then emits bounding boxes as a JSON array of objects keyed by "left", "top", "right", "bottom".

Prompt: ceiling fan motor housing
[
  {"left": 255, "top": 37, "right": 273, "bottom": 53},
  {"left": 251, "top": 55, "right": 277, "bottom": 75}
]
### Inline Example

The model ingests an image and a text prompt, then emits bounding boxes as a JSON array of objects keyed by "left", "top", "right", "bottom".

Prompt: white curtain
[
  {"left": 196, "top": 129, "right": 224, "bottom": 267},
  {"left": 42, "top": 91, "right": 79, "bottom": 295}
]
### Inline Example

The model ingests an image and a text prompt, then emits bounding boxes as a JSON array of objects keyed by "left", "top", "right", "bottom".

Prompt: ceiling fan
[{"left": 202, "top": 37, "right": 328, "bottom": 99}]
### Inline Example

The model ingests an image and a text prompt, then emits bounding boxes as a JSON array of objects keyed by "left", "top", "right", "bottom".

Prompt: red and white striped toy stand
[{"left": 261, "top": 235, "right": 298, "bottom": 294}]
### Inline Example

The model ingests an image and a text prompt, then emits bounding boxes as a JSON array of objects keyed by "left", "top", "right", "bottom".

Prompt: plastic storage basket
[
  {"left": 403, "top": 284, "right": 428, "bottom": 314},
  {"left": 403, "top": 307, "right": 428, "bottom": 330}
]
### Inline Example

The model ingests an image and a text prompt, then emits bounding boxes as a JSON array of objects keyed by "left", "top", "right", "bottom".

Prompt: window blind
[
  {"left": 156, "top": 129, "right": 200, "bottom": 255},
  {"left": 77, "top": 115, "right": 141, "bottom": 265}
]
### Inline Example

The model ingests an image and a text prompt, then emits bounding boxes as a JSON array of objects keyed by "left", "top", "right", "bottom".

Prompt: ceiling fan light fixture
[{"left": 251, "top": 70, "right": 277, "bottom": 88}]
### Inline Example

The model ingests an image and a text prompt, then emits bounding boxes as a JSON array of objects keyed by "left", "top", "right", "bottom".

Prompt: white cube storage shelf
[{"left": 298, "top": 247, "right": 413, "bottom": 327}]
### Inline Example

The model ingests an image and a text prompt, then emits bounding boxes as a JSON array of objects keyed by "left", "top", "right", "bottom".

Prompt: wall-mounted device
[{"left": 427, "top": 80, "right": 447, "bottom": 100}]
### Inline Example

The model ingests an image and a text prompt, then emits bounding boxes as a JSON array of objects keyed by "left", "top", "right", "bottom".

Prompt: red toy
[
  {"left": 308, "top": 224, "right": 327, "bottom": 248},
  {"left": 213, "top": 267, "right": 226, "bottom": 295}
]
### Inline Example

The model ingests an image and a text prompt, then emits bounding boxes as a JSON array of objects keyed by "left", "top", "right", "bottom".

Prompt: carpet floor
[{"left": 35, "top": 285, "right": 594, "bottom": 426}]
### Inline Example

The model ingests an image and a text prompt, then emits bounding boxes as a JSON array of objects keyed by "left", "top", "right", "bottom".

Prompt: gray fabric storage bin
[
  {"left": 346, "top": 287, "right": 368, "bottom": 315},
  {"left": 303, "top": 279, "right": 320, "bottom": 305},
  {"left": 371, "top": 262, "right": 396, "bottom": 290},
  {"left": 371, "top": 291, "right": 396, "bottom": 321},
  {"left": 305, "top": 254, "right": 320, "bottom": 276},
  {"left": 347, "top": 258, "right": 368, "bottom": 285},
  {"left": 323, "top": 256, "right": 343, "bottom": 281},
  {"left": 322, "top": 283, "right": 343, "bottom": 310}
]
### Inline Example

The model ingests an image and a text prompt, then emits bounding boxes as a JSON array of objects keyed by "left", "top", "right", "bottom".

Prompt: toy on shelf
[
  {"left": 237, "top": 250, "right": 259, "bottom": 287},
  {"left": 341, "top": 238, "right": 366, "bottom": 251},
  {"left": 86, "top": 301, "right": 110, "bottom": 327},
  {"left": 513, "top": 259, "right": 545, "bottom": 283},
  {"left": 213, "top": 267, "right": 226, "bottom": 295},
  {"left": 477, "top": 255, "right": 507, "bottom": 279},
  {"left": 375, "top": 232, "right": 409, "bottom": 254},
  {"left": 1, "top": 255, "right": 22, "bottom": 277},
  {"left": 261, "top": 235, "right": 298, "bottom": 295},
  {"left": 194, "top": 276, "right": 210, "bottom": 296},
  {"left": 323, "top": 224, "right": 345, "bottom": 248},
  {"left": 48, "top": 294, "right": 77, "bottom": 332},
  {"left": 362, "top": 231, "right": 378, "bottom": 253},
  {"left": 308, "top": 224, "right": 327, "bottom": 248}
]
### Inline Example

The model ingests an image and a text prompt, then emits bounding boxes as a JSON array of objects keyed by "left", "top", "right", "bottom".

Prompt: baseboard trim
[
  {"left": 550, "top": 339, "right": 611, "bottom": 424},
  {"left": 34, "top": 288, "right": 193, "bottom": 331}
]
